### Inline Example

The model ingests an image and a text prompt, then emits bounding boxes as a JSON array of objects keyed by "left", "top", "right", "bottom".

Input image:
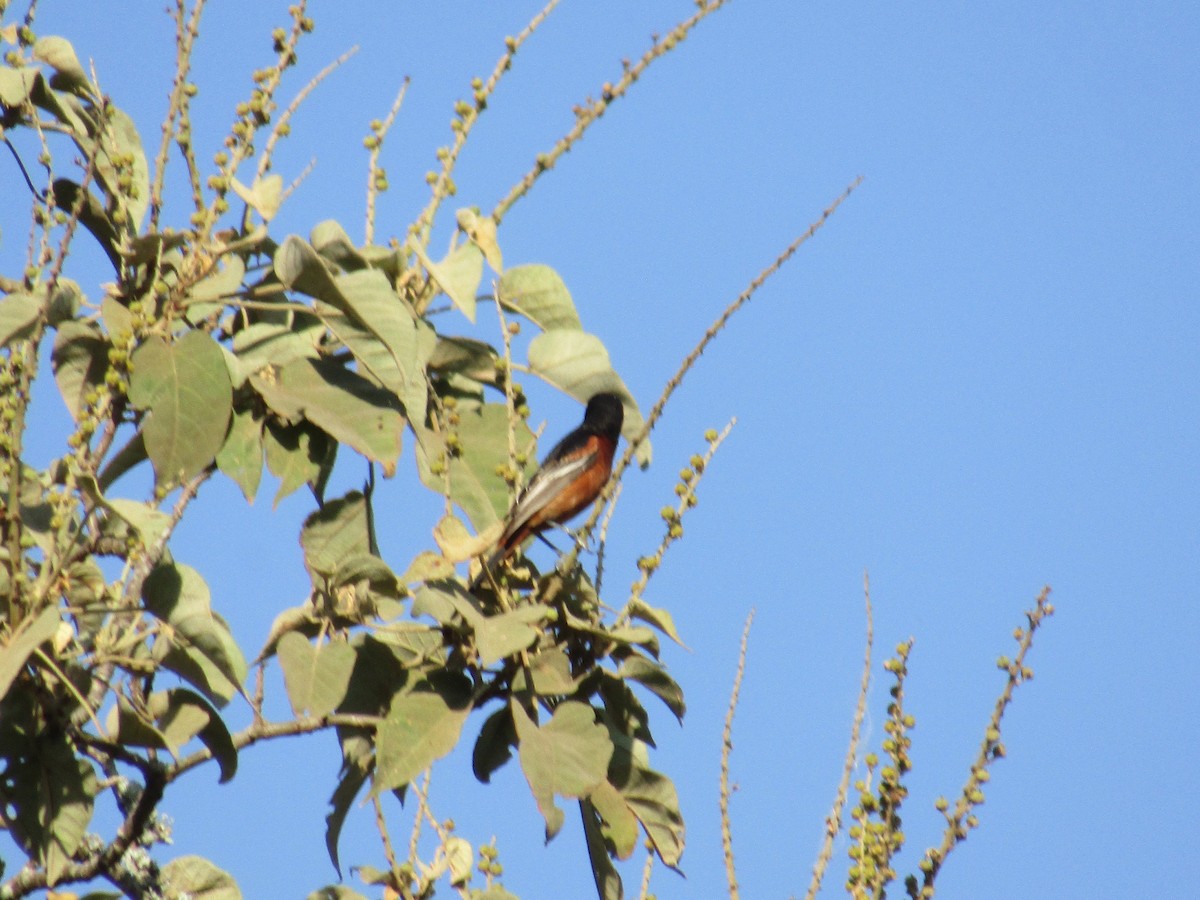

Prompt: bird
[{"left": 471, "top": 392, "right": 625, "bottom": 589}]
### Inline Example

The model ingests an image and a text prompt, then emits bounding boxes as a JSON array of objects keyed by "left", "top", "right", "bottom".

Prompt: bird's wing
[{"left": 499, "top": 449, "right": 596, "bottom": 546}]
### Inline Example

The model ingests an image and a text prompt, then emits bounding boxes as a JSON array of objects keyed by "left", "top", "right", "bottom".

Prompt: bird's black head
[{"left": 583, "top": 392, "right": 625, "bottom": 439}]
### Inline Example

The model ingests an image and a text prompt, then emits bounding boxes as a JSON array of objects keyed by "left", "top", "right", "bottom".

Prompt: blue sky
[{"left": 4, "top": 1, "right": 1198, "bottom": 898}]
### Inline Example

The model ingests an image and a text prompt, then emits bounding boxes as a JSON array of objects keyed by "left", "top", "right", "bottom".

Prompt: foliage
[
  {"left": 0, "top": 1, "right": 733, "bottom": 897},
  {"left": 0, "top": 1, "right": 1053, "bottom": 899}
]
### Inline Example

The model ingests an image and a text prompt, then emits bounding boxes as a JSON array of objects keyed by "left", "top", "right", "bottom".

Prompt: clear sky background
[{"left": 3, "top": 2, "right": 1198, "bottom": 898}]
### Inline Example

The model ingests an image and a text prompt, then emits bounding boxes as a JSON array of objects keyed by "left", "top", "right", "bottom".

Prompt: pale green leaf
[
  {"left": 216, "top": 404, "right": 264, "bottom": 502},
  {"left": 513, "top": 700, "right": 613, "bottom": 840},
  {"left": 456, "top": 207, "right": 503, "bottom": 272},
  {"left": 230, "top": 174, "right": 283, "bottom": 220},
  {"left": 51, "top": 320, "right": 108, "bottom": 421},
  {"left": 277, "top": 633, "right": 356, "bottom": 718},
  {"left": 581, "top": 794, "right": 628, "bottom": 899},
  {"left": 0, "top": 291, "right": 42, "bottom": 346},
  {"left": 497, "top": 264, "right": 581, "bottom": 331},
  {"left": 0, "top": 606, "right": 61, "bottom": 701},
  {"left": 372, "top": 682, "right": 471, "bottom": 795},
  {"left": 143, "top": 563, "right": 247, "bottom": 706},
  {"left": 128, "top": 331, "right": 233, "bottom": 487},
  {"left": 162, "top": 855, "right": 242, "bottom": 900},
  {"left": 264, "top": 419, "right": 334, "bottom": 506},
  {"left": 32, "top": 36, "right": 89, "bottom": 92},
  {"left": 412, "top": 240, "right": 483, "bottom": 322},
  {"left": 474, "top": 605, "right": 551, "bottom": 667},
  {"left": 251, "top": 357, "right": 403, "bottom": 474},
  {"left": 300, "top": 491, "right": 370, "bottom": 577}
]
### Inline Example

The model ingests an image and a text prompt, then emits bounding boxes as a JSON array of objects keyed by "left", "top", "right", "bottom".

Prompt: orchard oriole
[{"left": 472, "top": 392, "right": 624, "bottom": 588}]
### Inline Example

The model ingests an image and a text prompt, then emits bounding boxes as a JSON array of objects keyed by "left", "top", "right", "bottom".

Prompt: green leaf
[
  {"left": 300, "top": 491, "right": 370, "bottom": 577},
  {"left": 0, "top": 605, "right": 60, "bottom": 700},
  {"left": 128, "top": 331, "right": 233, "bottom": 487},
  {"left": 32, "top": 36, "right": 89, "bottom": 93},
  {"left": 95, "top": 106, "right": 150, "bottom": 231},
  {"left": 49, "top": 178, "right": 121, "bottom": 270},
  {"left": 160, "top": 689, "right": 237, "bottom": 782},
  {"left": 216, "top": 404, "right": 265, "bottom": 502},
  {"left": 614, "top": 758, "right": 685, "bottom": 870},
  {"left": 412, "top": 240, "right": 484, "bottom": 322},
  {"left": 251, "top": 357, "right": 403, "bottom": 474},
  {"left": 474, "top": 605, "right": 552, "bottom": 667},
  {"left": 277, "top": 633, "right": 356, "bottom": 718},
  {"left": 372, "top": 678, "right": 472, "bottom": 795},
  {"left": 325, "top": 762, "right": 368, "bottom": 878},
  {"left": 472, "top": 705, "right": 515, "bottom": 784},
  {"left": 0, "top": 702, "right": 96, "bottom": 888},
  {"left": 497, "top": 264, "right": 582, "bottom": 331},
  {"left": 264, "top": 419, "right": 334, "bottom": 506},
  {"left": 162, "top": 855, "right": 242, "bottom": 900},
  {"left": 307, "top": 887, "right": 369, "bottom": 900},
  {"left": 625, "top": 597, "right": 687, "bottom": 648},
  {"left": 103, "top": 498, "right": 172, "bottom": 548},
  {"left": 588, "top": 781, "right": 639, "bottom": 860},
  {"left": 0, "top": 66, "right": 39, "bottom": 106},
  {"left": 322, "top": 271, "right": 433, "bottom": 424},
  {"left": 143, "top": 563, "right": 247, "bottom": 706},
  {"left": 0, "top": 291, "right": 42, "bottom": 347},
  {"left": 513, "top": 700, "right": 613, "bottom": 841},
  {"left": 275, "top": 233, "right": 339, "bottom": 298},
  {"left": 616, "top": 654, "right": 686, "bottom": 722},
  {"left": 528, "top": 330, "right": 651, "bottom": 466},
  {"left": 230, "top": 173, "right": 283, "bottom": 221},
  {"left": 581, "top": 795, "right": 628, "bottom": 900},
  {"left": 415, "top": 403, "right": 533, "bottom": 534},
  {"left": 109, "top": 690, "right": 237, "bottom": 782},
  {"left": 188, "top": 254, "right": 247, "bottom": 324},
  {"left": 231, "top": 316, "right": 322, "bottom": 384},
  {"left": 311, "top": 219, "right": 369, "bottom": 270},
  {"left": 51, "top": 320, "right": 108, "bottom": 420},
  {"left": 456, "top": 207, "right": 503, "bottom": 272},
  {"left": 515, "top": 647, "right": 576, "bottom": 696}
]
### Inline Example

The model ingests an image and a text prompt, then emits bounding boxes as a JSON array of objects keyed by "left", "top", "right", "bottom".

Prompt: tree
[{"left": 0, "top": 3, "right": 1053, "bottom": 898}]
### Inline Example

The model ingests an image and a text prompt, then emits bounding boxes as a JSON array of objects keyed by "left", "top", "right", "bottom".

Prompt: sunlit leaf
[
  {"left": 301, "top": 491, "right": 370, "bottom": 578},
  {"left": 143, "top": 563, "right": 247, "bottom": 706},
  {"left": 474, "top": 605, "right": 551, "bottom": 667},
  {"left": 411, "top": 240, "right": 484, "bottom": 323},
  {"left": 161, "top": 855, "right": 242, "bottom": 900},
  {"left": 251, "top": 357, "right": 403, "bottom": 474},
  {"left": 0, "top": 605, "right": 61, "bottom": 700},
  {"left": 456, "top": 207, "right": 503, "bottom": 272},
  {"left": 513, "top": 700, "right": 613, "bottom": 841},
  {"left": 497, "top": 264, "right": 581, "bottom": 331},
  {"left": 32, "top": 35, "right": 89, "bottom": 93},
  {"left": 277, "top": 633, "right": 356, "bottom": 719},
  {"left": 216, "top": 404, "right": 264, "bottom": 502},
  {"left": 372, "top": 678, "right": 472, "bottom": 795},
  {"left": 0, "top": 291, "right": 42, "bottom": 347},
  {"left": 128, "top": 331, "right": 233, "bottom": 487},
  {"left": 50, "top": 320, "right": 108, "bottom": 421}
]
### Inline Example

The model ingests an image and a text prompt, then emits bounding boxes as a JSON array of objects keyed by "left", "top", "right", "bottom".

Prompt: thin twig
[
  {"left": 413, "top": 0, "right": 562, "bottom": 245},
  {"left": 254, "top": 45, "right": 359, "bottom": 182},
  {"left": 365, "top": 77, "right": 410, "bottom": 245},
  {"left": 916, "top": 587, "right": 1055, "bottom": 895},
  {"left": 719, "top": 609, "right": 755, "bottom": 900},
  {"left": 636, "top": 847, "right": 656, "bottom": 900},
  {"left": 806, "top": 571, "right": 875, "bottom": 899},
  {"left": 491, "top": 0, "right": 732, "bottom": 226},
  {"left": 149, "top": 0, "right": 205, "bottom": 230}
]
